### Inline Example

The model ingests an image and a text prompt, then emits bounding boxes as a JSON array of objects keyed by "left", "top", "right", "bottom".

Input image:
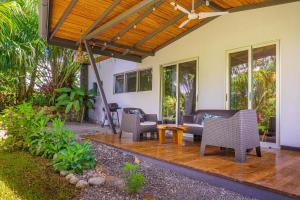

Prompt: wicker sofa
[
  {"left": 200, "top": 109, "right": 261, "bottom": 163},
  {"left": 120, "top": 108, "right": 158, "bottom": 141},
  {"left": 182, "top": 110, "right": 238, "bottom": 140}
]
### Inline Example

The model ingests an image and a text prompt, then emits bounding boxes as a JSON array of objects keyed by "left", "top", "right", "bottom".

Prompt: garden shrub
[
  {"left": 122, "top": 162, "right": 146, "bottom": 194},
  {"left": 52, "top": 141, "right": 96, "bottom": 174},
  {"left": 0, "top": 102, "right": 39, "bottom": 150},
  {"left": 1, "top": 103, "right": 96, "bottom": 174}
]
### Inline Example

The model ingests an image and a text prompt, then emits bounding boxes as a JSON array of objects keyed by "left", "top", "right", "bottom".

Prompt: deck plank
[{"left": 83, "top": 133, "right": 300, "bottom": 198}]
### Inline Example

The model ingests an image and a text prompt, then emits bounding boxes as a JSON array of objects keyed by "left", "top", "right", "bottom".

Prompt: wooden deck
[{"left": 83, "top": 133, "right": 300, "bottom": 198}]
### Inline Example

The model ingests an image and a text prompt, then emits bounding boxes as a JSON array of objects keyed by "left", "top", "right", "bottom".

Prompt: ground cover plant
[
  {"left": 122, "top": 162, "right": 146, "bottom": 194},
  {"left": 0, "top": 102, "right": 96, "bottom": 174}
]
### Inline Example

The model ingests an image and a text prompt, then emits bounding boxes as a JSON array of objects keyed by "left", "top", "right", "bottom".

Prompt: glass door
[
  {"left": 161, "top": 65, "right": 177, "bottom": 123},
  {"left": 252, "top": 44, "right": 277, "bottom": 144},
  {"left": 178, "top": 60, "right": 197, "bottom": 123},
  {"left": 161, "top": 59, "right": 197, "bottom": 124},
  {"left": 227, "top": 42, "right": 279, "bottom": 146}
]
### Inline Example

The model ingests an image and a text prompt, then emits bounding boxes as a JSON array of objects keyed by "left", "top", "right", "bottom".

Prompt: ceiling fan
[{"left": 170, "top": 0, "right": 228, "bottom": 28}]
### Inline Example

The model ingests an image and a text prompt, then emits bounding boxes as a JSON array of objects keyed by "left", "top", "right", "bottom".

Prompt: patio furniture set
[{"left": 119, "top": 108, "right": 261, "bottom": 163}]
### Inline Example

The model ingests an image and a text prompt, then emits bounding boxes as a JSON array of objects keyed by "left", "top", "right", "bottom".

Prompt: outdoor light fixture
[
  {"left": 206, "top": 0, "right": 210, "bottom": 6},
  {"left": 75, "top": 43, "right": 84, "bottom": 64}
]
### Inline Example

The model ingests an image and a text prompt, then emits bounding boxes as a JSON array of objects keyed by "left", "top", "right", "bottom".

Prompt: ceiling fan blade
[
  {"left": 170, "top": 2, "right": 190, "bottom": 15},
  {"left": 198, "top": 12, "right": 228, "bottom": 19},
  {"left": 179, "top": 19, "right": 191, "bottom": 28}
]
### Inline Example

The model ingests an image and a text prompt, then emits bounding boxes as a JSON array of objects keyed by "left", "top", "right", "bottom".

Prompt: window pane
[
  {"left": 92, "top": 82, "right": 99, "bottom": 96},
  {"left": 229, "top": 50, "right": 249, "bottom": 110},
  {"left": 252, "top": 44, "right": 276, "bottom": 143},
  {"left": 125, "top": 72, "right": 137, "bottom": 92},
  {"left": 114, "top": 74, "right": 124, "bottom": 93},
  {"left": 138, "top": 69, "right": 152, "bottom": 91}
]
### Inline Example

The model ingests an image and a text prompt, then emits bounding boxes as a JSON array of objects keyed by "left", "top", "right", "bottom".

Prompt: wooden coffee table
[{"left": 157, "top": 124, "right": 187, "bottom": 145}]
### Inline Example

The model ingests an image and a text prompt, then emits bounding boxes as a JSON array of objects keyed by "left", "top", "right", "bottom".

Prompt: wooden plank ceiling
[{"left": 47, "top": 0, "right": 297, "bottom": 63}]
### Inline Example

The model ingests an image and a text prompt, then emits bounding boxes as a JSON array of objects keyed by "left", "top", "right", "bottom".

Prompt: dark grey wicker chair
[
  {"left": 182, "top": 110, "right": 238, "bottom": 141},
  {"left": 200, "top": 110, "right": 261, "bottom": 163},
  {"left": 120, "top": 108, "right": 158, "bottom": 141}
]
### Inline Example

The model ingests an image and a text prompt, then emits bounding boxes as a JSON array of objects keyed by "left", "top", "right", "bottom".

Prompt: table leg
[
  {"left": 177, "top": 130, "right": 183, "bottom": 145},
  {"left": 172, "top": 130, "right": 178, "bottom": 144},
  {"left": 158, "top": 129, "right": 165, "bottom": 144}
]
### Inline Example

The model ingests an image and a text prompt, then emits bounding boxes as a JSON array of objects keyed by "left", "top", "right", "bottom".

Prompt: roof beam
[
  {"left": 49, "top": 0, "right": 77, "bottom": 40},
  {"left": 92, "top": 39, "right": 154, "bottom": 56},
  {"left": 134, "top": 0, "right": 202, "bottom": 48},
  {"left": 85, "top": 0, "right": 158, "bottom": 40},
  {"left": 78, "top": 0, "right": 121, "bottom": 44},
  {"left": 48, "top": 37, "right": 142, "bottom": 63},
  {"left": 111, "top": 0, "right": 164, "bottom": 43}
]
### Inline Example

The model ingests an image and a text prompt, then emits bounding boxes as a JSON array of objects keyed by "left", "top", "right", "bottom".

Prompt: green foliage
[
  {"left": 56, "top": 87, "right": 95, "bottom": 113},
  {"left": 27, "top": 118, "right": 75, "bottom": 158},
  {"left": 0, "top": 103, "right": 96, "bottom": 174},
  {"left": 52, "top": 141, "right": 96, "bottom": 174},
  {"left": 0, "top": 102, "right": 39, "bottom": 150},
  {"left": 122, "top": 162, "right": 146, "bottom": 194}
]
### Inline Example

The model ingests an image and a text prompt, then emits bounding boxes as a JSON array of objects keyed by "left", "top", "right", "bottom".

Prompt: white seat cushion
[
  {"left": 140, "top": 121, "right": 156, "bottom": 126},
  {"left": 183, "top": 123, "right": 203, "bottom": 128}
]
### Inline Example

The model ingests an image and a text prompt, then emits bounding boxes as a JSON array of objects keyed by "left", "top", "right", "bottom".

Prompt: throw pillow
[
  {"left": 201, "top": 113, "right": 223, "bottom": 125},
  {"left": 129, "top": 109, "right": 145, "bottom": 122}
]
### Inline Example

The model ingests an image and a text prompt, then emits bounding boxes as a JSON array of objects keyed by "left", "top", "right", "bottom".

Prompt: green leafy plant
[
  {"left": 122, "top": 162, "right": 146, "bottom": 194},
  {"left": 0, "top": 102, "right": 38, "bottom": 150},
  {"left": 55, "top": 87, "right": 95, "bottom": 122},
  {"left": 26, "top": 118, "right": 74, "bottom": 158},
  {"left": 52, "top": 141, "right": 96, "bottom": 174}
]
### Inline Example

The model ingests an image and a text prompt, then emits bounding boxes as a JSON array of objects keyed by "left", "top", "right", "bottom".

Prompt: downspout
[{"left": 39, "top": 0, "right": 49, "bottom": 40}]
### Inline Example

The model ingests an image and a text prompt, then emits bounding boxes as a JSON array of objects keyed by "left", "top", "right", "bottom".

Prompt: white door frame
[
  {"left": 160, "top": 57, "right": 199, "bottom": 123},
  {"left": 225, "top": 41, "right": 280, "bottom": 148}
]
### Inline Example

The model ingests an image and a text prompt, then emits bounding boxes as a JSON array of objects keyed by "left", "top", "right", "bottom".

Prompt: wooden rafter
[
  {"left": 85, "top": 0, "right": 158, "bottom": 40},
  {"left": 49, "top": 37, "right": 142, "bottom": 63},
  {"left": 111, "top": 0, "right": 165, "bottom": 43},
  {"left": 49, "top": 0, "right": 77, "bottom": 40},
  {"left": 134, "top": 0, "right": 203, "bottom": 48},
  {"left": 92, "top": 39, "right": 154, "bottom": 56},
  {"left": 78, "top": 0, "right": 121, "bottom": 44}
]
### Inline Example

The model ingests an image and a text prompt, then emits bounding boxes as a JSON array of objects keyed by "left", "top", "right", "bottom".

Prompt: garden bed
[{"left": 78, "top": 141, "right": 255, "bottom": 200}]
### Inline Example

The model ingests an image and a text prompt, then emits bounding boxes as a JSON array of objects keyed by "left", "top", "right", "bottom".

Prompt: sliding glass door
[
  {"left": 161, "top": 59, "right": 197, "bottom": 124},
  {"left": 227, "top": 42, "right": 279, "bottom": 147}
]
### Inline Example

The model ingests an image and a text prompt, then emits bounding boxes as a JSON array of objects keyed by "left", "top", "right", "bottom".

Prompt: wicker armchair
[
  {"left": 200, "top": 110, "right": 261, "bottom": 163},
  {"left": 120, "top": 108, "right": 158, "bottom": 141}
]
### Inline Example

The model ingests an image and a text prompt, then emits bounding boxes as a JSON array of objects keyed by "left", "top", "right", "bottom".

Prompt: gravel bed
[{"left": 78, "top": 141, "right": 256, "bottom": 200}]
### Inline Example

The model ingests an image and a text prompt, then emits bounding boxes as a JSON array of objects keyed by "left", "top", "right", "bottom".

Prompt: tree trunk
[{"left": 18, "top": 66, "right": 27, "bottom": 102}]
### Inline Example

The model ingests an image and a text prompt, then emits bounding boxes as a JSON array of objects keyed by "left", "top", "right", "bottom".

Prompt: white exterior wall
[{"left": 88, "top": 2, "right": 300, "bottom": 148}]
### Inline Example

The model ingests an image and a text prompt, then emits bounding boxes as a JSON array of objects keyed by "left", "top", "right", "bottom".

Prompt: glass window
[
  {"left": 92, "top": 82, "right": 99, "bottom": 96},
  {"left": 125, "top": 72, "right": 137, "bottom": 92},
  {"left": 114, "top": 74, "right": 124, "bottom": 94},
  {"left": 138, "top": 69, "right": 152, "bottom": 91}
]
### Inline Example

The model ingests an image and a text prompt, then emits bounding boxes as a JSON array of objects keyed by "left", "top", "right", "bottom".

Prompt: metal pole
[{"left": 84, "top": 40, "right": 117, "bottom": 134}]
